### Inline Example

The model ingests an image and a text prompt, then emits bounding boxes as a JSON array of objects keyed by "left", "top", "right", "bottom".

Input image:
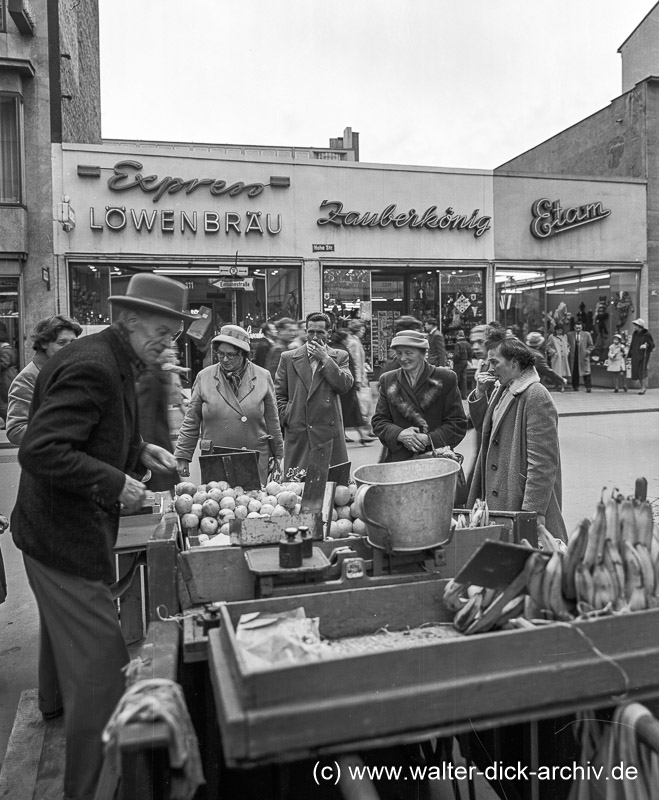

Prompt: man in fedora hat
[{"left": 11, "top": 273, "right": 192, "bottom": 800}]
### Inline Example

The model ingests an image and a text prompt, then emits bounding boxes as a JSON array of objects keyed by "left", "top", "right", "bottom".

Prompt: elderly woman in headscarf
[
  {"left": 6, "top": 314, "right": 82, "bottom": 445},
  {"left": 174, "top": 324, "right": 284, "bottom": 485},
  {"left": 371, "top": 329, "right": 467, "bottom": 462}
]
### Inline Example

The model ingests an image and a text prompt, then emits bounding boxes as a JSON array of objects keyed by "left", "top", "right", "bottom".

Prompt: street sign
[
  {"left": 217, "top": 266, "right": 249, "bottom": 277},
  {"left": 213, "top": 278, "right": 255, "bottom": 291}
]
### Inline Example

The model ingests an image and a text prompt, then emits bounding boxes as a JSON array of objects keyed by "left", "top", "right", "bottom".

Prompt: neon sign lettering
[
  {"left": 107, "top": 160, "right": 266, "bottom": 203},
  {"left": 530, "top": 198, "right": 611, "bottom": 238},
  {"left": 317, "top": 200, "right": 491, "bottom": 238}
]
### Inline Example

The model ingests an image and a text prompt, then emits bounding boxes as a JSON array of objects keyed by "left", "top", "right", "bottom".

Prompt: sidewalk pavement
[{"left": 1, "top": 387, "right": 658, "bottom": 451}]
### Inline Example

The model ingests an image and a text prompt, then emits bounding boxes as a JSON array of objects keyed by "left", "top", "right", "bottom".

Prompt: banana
[
  {"left": 583, "top": 496, "right": 607, "bottom": 568},
  {"left": 537, "top": 523, "right": 560, "bottom": 553},
  {"left": 541, "top": 551, "right": 562, "bottom": 616},
  {"left": 619, "top": 499, "right": 637, "bottom": 546},
  {"left": 493, "top": 595, "right": 526, "bottom": 629},
  {"left": 621, "top": 541, "right": 647, "bottom": 611},
  {"left": 547, "top": 552, "right": 574, "bottom": 621},
  {"left": 604, "top": 495, "right": 620, "bottom": 547},
  {"left": 635, "top": 543, "right": 655, "bottom": 599},
  {"left": 453, "top": 593, "right": 482, "bottom": 632},
  {"left": 443, "top": 579, "right": 468, "bottom": 612},
  {"left": 575, "top": 563, "right": 595, "bottom": 608},
  {"left": 634, "top": 501, "right": 654, "bottom": 549},
  {"left": 592, "top": 563, "right": 617, "bottom": 611},
  {"left": 523, "top": 551, "right": 548, "bottom": 609},
  {"left": 602, "top": 538, "right": 625, "bottom": 600},
  {"left": 563, "top": 519, "right": 590, "bottom": 601}
]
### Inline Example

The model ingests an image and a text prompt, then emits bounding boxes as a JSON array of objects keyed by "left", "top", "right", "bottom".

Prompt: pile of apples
[{"left": 174, "top": 479, "right": 368, "bottom": 540}]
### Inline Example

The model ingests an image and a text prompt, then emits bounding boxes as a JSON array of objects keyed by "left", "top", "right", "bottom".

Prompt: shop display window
[
  {"left": 0, "top": 276, "right": 20, "bottom": 363},
  {"left": 323, "top": 266, "right": 486, "bottom": 373},
  {"left": 495, "top": 267, "right": 640, "bottom": 359},
  {"left": 0, "top": 94, "right": 23, "bottom": 204}
]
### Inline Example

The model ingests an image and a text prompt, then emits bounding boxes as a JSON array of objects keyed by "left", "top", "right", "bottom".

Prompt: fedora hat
[
  {"left": 391, "top": 330, "right": 429, "bottom": 350},
  {"left": 525, "top": 332, "right": 545, "bottom": 348},
  {"left": 632, "top": 317, "right": 646, "bottom": 328},
  {"left": 212, "top": 324, "right": 251, "bottom": 353},
  {"left": 108, "top": 273, "right": 194, "bottom": 320}
]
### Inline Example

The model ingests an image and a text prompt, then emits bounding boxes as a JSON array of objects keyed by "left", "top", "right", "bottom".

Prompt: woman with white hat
[
  {"left": 174, "top": 324, "right": 284, "bottom": 484},
  {"left": 628, "top": 318, "right": 655, "bottom": 394},
  {"left": 606, "top": 334, "right": 628, "bottom": 392},
  {"left": 371, "top": 329, "right": 467, "bottom": 462}
]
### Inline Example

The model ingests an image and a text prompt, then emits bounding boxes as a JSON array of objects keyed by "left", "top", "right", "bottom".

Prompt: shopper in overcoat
[
  {"left": 629, "top": 317, "right": 655, "bottom": 394},
  {"left": 372, "top": 330, "right": 467, "bottom": 462},
  {"left": 467, "top": 334, "right": 567, "bottom": 541},
  {"left": 11, "top": 274, "right": 188, "bottom": 800},
  {"left": 275, "top": 312, "right": 353, "bottom": 476},
  {"left": 6, "top": 314, "right": 82, "bottom": 445},
  {"left": 567, "top": 322, "right": 594, "bottom": 392},
  {"left": 175, "top": 325, "right": 284, "bottom": 485}
]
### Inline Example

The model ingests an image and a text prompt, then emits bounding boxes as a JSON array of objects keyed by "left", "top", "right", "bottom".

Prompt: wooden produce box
[{"left": 209, "top": 579, "right": 659, "bottom": 767}]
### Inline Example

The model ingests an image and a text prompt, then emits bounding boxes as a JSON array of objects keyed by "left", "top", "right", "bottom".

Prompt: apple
[
  {"left": 181, "top": 513, "right": 199, "bottom": 530},
  {"left": 174, "top": 494, "right": 194, "bottom": 515},
  {"left": 220, "top": 497, "right": 236, "bottom": 511},
  {"left": 199, "top": 517, "right": 219, "bottom": 536},
  {"left": 192, "top": 491, "right": 208, "bottom": 505},
  {"left": 202, "top": 499, "right": 220, "bottom": 518},
  {"left": 190, "top": 503, "right": 203, "bottom": 519},
  {"left": 207, "top": 488, "right": 224, "bottom": 503}
]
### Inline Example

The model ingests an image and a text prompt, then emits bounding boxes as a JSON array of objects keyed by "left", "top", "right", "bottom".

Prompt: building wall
[
  {"left": 57, "top": 0, "right": 102, "bottom": 144},
  {"left": 620, "top": 3, "right": 659, "bottom": 94},
  {"left": 498, "top": 79, "right": 659, "bottom": 386}
]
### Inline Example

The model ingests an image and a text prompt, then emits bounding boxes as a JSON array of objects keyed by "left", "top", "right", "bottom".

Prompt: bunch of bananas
[
  {"left": 443, "top": 579, "right": 525, "bottom": 633},
  {"left": 453, "top": 499, "right": 491, "bottom": 531},
  {"left": 524, "top": 486, "right": 659, "bottom": 620}
]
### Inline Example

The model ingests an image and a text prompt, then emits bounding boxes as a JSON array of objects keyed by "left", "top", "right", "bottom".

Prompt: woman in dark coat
[
  {"left": 371, "top": 329, "right": 467, "bottom": 462},
  {"left": 629, "top": 317, "right": 655, "bottom": 394}
]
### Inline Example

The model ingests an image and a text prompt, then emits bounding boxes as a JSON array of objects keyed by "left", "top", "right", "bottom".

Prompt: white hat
[
  {"left": 211, "top": 324, "right": 251, "bottom": 353},
  {"left": 391, "top": 330, "right": 429, "bottom": 350},
  {"left": 525, "top": 332, "right": 545, "bottom": 348},
  {"left": 632, "top": 318, "right": 646, "bottom": 328}
]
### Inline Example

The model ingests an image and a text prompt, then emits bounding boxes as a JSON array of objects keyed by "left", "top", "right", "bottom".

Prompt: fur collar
[
  {"left": 385, "top": 368, "right": 445, "bottom": 433},
  {"left": 506, "top": 366, "right": 540, "bottom": 396}
]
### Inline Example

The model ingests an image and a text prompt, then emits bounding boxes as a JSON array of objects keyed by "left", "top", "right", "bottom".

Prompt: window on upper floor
[
  {"left": 0, "top": 1, "right": 6, "bottom": 32},
  {"left": 0, "top": 94, "right": 23, "bottom": 204}
]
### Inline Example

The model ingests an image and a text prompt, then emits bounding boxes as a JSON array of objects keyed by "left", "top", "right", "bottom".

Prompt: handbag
[{"left": 412, "top": 440, "right": 469, "bottom": 507}]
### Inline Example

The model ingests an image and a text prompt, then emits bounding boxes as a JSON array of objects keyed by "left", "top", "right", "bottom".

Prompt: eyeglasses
[{"left": 217, "top": 350, "right": 241, "bottom": 361}]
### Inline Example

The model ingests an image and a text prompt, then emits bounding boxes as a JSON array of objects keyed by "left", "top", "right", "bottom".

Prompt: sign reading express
[
  {"left": 317, "top": 200, "right": 492, "bottom": 238},
  {"left": 88, "top": 160, "right": 282, "bottom": 236}
]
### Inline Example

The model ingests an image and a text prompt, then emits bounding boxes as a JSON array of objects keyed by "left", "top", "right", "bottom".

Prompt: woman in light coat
[
  {"left": 175, "top": 325, "right": 284, "bottom": 486},
  {"left": 467, "top": 334, "right": 567, "bottom": 541},
  {"left": 546, "top": 324, "right": 571, "bottom": 381}
]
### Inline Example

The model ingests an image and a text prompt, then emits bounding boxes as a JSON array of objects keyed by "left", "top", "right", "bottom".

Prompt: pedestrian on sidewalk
[
  {"left": 546, "top": 324, "right": 571, "bottom": 383},
  {"left": 525, "top": 332, "right": 566, "bottom": 392},
  {"left": 567, "top": 323, "right": 594, "bottom": 393},
  {"left": 452, "top": 329, "right": 473, "bottom": 399},
  {"left": 629, "top": 318, "right": 655, "bottom": 395},
  {"left": 607, "top": 334, "right": 628, "bottom": 393}
]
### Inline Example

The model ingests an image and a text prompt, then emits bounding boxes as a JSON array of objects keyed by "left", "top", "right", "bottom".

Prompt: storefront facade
[{"left": 51, "top": 142, "right": 646, "bottom": 379}]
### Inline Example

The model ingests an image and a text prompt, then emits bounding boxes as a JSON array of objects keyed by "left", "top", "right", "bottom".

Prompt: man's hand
[
  {"left": 142, "top": 443, "right": 177, "bottom": 473},
  {"left": 119, "top": 475, "right": 147, "bottom": 513},
  {"left": 397, "top": 426, "right": 427, "bottom": 453},
  {"left": 0, "top": 514, "right": 8, "bottom": 534},
  {"left": 307, "top": 341, "right": 329, "bottom": 365},
  {"left": 177, "top": 459, "right": 191, "bottom": 477},
  {"left": 474, "top": 367, "right": 497, "bottom": 399}
]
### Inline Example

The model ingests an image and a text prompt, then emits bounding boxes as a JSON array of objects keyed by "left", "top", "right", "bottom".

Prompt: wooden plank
[
  {"left": 146, "top": 539, "right": 178, "bottom": 623},
  {"left": 207, "top": 631, "right": 249, "bottom": 766},
  {"left": 0, "top": 689, "right": 46, "bottom": 800},
  {"left": 229, "top": 511, "right": 320, "bottom": 546},
  {"left": 34, "top": 716, "right": 65, "bottom": 800},
  {"left": 178, "top": 548, "right": 256, "bottom": 604},
  {"left": 117, "top": 553, "right": 145, "bottom": 644}
]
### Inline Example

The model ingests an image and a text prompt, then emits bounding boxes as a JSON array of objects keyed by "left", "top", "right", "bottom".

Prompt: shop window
[
  {"left": 265, "top": 268, "right": 301, "bottom": 324},
  {"left": 70, "top": 264, "right": 113, "bottom": 325},
  {"left": 440, "top": 270, "right": 486, "bottom": 350},
  {"left": 0, "top": 94, "right": 23, "bottom": 204},
  {"left": 323, "top": 268, "right": 373, "bottom": 363},
  {"left": 0, "top": 276, "right": 19, "bottom": 357},
  {"left": 0, "top": 2, "right": 6, "bottom": 32},
  {"left": 494, "top": 266, "right": 640, "bottom": 359}
]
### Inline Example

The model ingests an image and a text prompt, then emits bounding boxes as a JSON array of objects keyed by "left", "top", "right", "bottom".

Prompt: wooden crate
[{"left": 208, "top": 579, "right": 659, "bottom": 766}]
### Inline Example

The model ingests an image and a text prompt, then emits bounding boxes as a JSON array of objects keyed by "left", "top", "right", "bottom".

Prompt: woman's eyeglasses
[{"left": 217, "top": 351, "right": 241, "bottom": 361}]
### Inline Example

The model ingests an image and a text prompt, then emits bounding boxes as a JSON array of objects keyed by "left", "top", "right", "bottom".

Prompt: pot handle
[{"left": 352, "top": 485, "right": 395, "bottom": 554}]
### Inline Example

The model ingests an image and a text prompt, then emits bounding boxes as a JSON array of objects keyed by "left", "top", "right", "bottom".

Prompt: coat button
[
  {"left": 492, "top": 439, "right": 499, "bottom": 446},
  {"left": 329, "top": 420, "right": 334, "bottom": 426},
  {"left": 492, "top": 490, "right": 499, "bottom": 497},
  {"left": 241, "top": 416, "right": 247, "bottom": 423},
  {"left": 491, "top": 464, "right": 498, "bottom": 471}
]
